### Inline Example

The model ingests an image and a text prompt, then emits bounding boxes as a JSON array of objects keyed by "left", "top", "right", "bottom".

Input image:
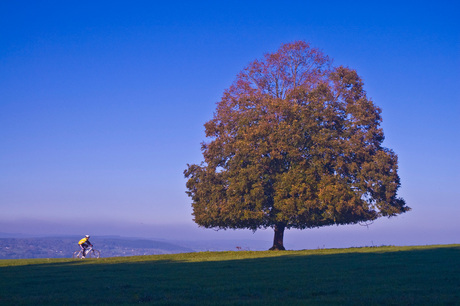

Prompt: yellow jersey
[{"left": 78, "top": 237, "right": 89, "bottom": 245}]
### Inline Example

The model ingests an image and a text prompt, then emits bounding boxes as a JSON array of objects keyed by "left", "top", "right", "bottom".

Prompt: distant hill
[
  {"left": 0, "top": 236, "right": 194, "bottom": 259},
  {"left": 0, "top": 235, "right": 273, "bottom": 259}
]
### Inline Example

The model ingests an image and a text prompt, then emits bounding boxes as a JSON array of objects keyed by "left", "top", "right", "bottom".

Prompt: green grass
[{"left": 1, "top": 245, "right": 459, "bottom": 305}]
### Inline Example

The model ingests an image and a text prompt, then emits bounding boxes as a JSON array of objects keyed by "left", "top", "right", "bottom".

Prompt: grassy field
[{"left": 0, "top": 244, "right": 459, "bottom": 305}]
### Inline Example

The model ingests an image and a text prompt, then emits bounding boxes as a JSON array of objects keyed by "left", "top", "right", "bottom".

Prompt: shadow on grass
[{"left": 1, "top": 246, "right": 459, "bottom": 305}]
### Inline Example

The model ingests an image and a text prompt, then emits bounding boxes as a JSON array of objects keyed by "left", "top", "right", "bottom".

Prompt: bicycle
[{"left": 72, "top": 246, "right": 101, "bottom": 259}]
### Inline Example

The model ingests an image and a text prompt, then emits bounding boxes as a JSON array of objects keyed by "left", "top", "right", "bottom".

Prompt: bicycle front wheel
[{"left": 87, "top": 249, "right": 100, "bottom": 259}]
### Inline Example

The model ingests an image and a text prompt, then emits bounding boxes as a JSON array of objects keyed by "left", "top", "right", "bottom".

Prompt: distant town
[{"left": 0, "top": 236, "right": 270, "bottom": 259}]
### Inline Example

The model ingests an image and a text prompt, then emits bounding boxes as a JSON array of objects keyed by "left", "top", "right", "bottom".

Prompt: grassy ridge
[{"left": 1, "top": 245, "right": 459, "bottom": 305}]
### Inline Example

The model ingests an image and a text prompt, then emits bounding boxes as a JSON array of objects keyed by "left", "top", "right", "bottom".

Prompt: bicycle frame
[{"left": 73, "top": 247, "right": 100, "bottom": 259}]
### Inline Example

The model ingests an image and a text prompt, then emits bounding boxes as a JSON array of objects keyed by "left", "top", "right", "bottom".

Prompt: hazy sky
[{"left": 1, "top": 1, "right": 459, "bottom": 249}]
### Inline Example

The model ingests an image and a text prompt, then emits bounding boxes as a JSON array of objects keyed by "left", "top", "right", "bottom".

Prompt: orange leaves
[
  {"left": 238, "top": 41, "right": 331, "bottom": 99},
  {"left": 185, "top": 41, "right": 409, "bottom": 234}
]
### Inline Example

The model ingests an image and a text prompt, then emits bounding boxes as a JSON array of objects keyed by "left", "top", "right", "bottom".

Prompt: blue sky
[{"left": 1, "top": 1, "right": 459, "bottom": 249}]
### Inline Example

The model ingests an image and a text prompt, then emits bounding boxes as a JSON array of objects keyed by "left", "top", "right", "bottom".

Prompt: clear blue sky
[{"left": 1, "top": 1, "right": 459, "bottom": 249}]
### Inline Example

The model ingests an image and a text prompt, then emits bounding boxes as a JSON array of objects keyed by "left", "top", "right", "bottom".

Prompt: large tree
[{"left": 184, "top": 41, "right": 410, "bottom": 250}]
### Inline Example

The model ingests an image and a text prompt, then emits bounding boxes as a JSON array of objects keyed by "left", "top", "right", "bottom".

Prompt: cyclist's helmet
[{"left": 85, "top": 235, "right": 90, "bottom": 238}]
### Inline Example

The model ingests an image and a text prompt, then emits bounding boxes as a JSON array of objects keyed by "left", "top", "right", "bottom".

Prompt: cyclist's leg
[{"left": 81, "top": 244, "right": 87, "bottom": 257}]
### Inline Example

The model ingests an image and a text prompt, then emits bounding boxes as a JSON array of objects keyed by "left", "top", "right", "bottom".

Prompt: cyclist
[{"left": 78, "top": 235, "right": 93, "bottom": 258}]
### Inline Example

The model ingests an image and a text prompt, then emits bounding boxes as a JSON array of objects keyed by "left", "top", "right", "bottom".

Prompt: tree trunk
[{"left": 269, "top": 223, "right": 286, "bottom": 250}]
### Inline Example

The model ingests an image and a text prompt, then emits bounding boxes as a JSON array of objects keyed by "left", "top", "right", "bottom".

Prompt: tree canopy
[{"left": 184, "top": 41, "right": 410, "bottom": 250}]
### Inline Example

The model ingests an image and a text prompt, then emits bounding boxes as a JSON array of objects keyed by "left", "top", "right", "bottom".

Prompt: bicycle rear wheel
[{"left": 72, "top": 250, "right": 82, "bottom": 259}]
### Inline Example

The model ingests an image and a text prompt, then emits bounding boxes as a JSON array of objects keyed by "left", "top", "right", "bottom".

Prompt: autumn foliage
[{"left": 184, "top": 41, "right": 410, "bottom": 250}]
